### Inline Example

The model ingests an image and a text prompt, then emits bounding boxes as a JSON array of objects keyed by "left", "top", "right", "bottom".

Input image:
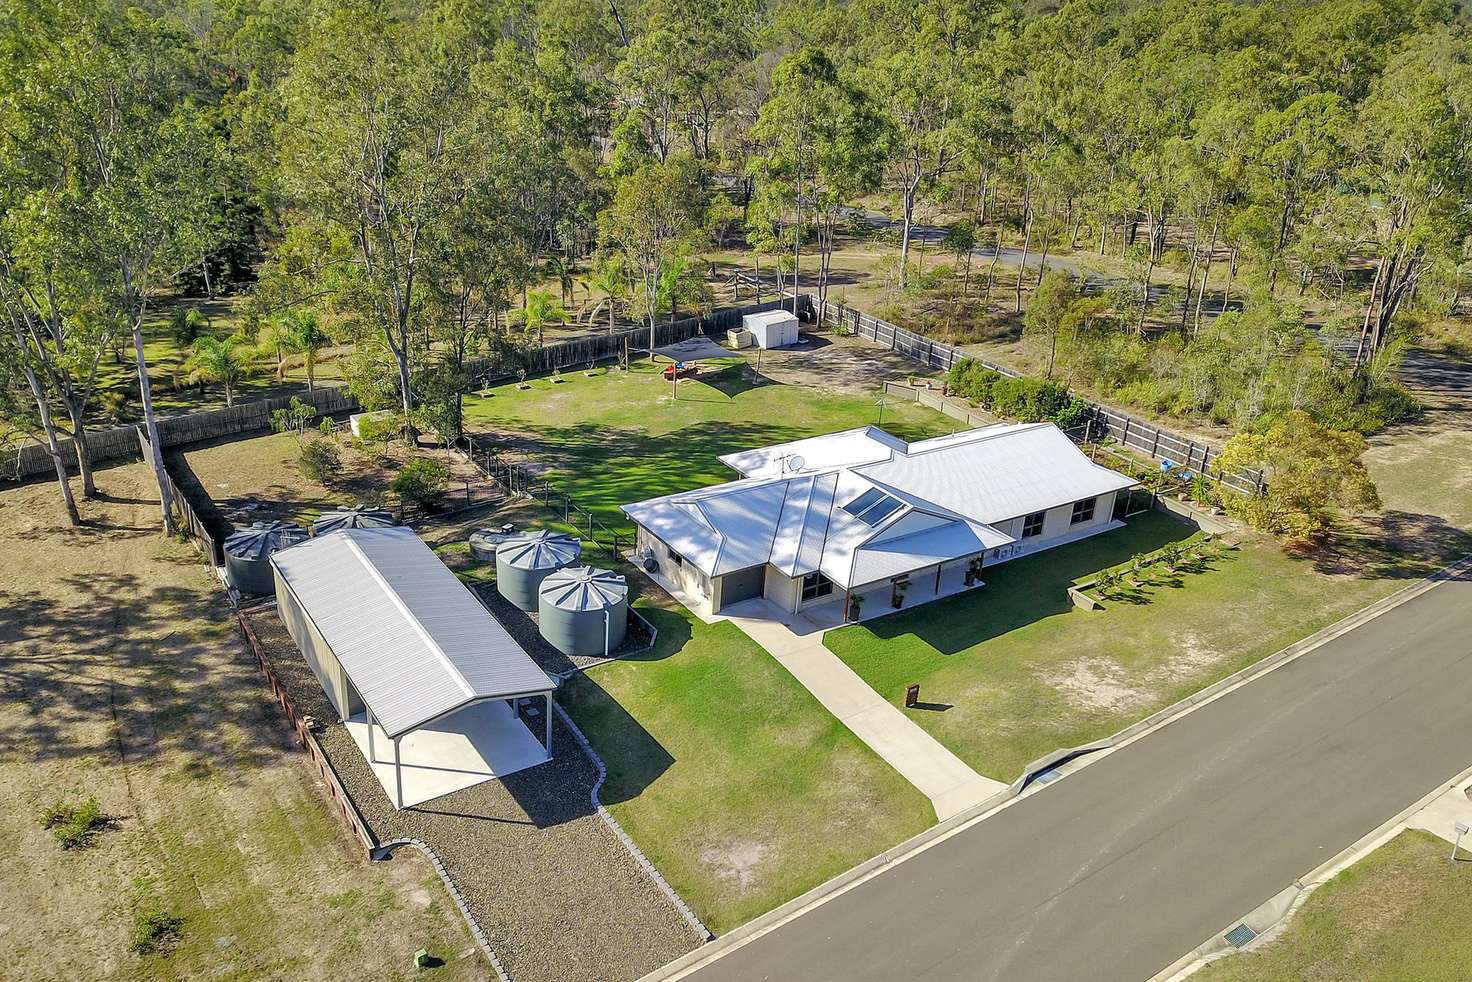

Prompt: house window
[
  {"left": 800, "top": 571, "right": 833, "bottom": 602},
  {"left": 1021, "top": 511, "right": 1046, "bottom": 538},
  {"left": 1071, "top": 497, "right": 1097, "bottom": 525}
]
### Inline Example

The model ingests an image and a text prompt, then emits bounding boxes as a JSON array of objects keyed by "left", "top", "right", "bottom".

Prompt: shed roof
[{"left": 271, "top": 527, "right": 554, "bottom": 739}]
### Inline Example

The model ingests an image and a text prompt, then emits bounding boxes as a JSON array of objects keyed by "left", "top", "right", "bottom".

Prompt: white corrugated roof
[
  {"left": 271, "top": 527, "right": 554, "bottom": 738},
  {"left": 856, "top": 423, "right": 1136, "bottom": 524},
  {"left": 625, "top": 422, "right": 1139, "bottom": 591}
]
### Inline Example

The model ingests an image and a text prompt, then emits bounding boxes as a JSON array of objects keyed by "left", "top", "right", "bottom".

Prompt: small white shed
[{"left": 742, "top": 309, "right": 800, "bottom": 349}]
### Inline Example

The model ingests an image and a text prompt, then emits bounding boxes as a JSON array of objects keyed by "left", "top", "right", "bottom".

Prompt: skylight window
[
  {"left": 842, "top": 487, "right": 904, "bottom": 526},
  {"left": 857, "top": 496, "right": 902, "bottom": 525},
  {"left": 842, "top": 488, "right": 886, "bottom": 517}
]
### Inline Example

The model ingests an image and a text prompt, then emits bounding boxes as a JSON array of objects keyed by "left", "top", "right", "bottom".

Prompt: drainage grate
[
  {"left": 1032, "top": 767, "right": 1062, "bottom": 785},
  {"left": 1224, "top": 924, "right": 1258, "bottom": 949}
]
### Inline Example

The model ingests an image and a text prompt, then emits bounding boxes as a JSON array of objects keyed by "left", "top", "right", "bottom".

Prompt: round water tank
[
  {"left": 224, "top": 520, "right": 308, "bottom": 595},
  {"left": 495, "top": 530, "right": 581, "bottom": 611},
  {"left": 468, "top": 523, "right": 520, "bottom": 562},
  {"left": 538, "top": 566, "right": 628, "bottom": 658},
  {"left": 311, "top": 505, "right": 396, "bottom": 537}
]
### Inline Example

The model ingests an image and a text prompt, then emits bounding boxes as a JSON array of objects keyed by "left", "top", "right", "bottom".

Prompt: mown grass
[
  {"left": 559, "top": 597, "right": 935, "bottom": 934},
  {"left": 825, "top": 511, "right": 1420, "bottom": 781},
  {"left": 1195, "top": 830, "right": 1472, "bottom": 982},
  {"left": 461, "top": 357, "right": 955, "bottom": 533}
]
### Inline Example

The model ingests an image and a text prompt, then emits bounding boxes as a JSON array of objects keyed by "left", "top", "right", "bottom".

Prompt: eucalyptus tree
[
  {"left": 600, "top": 155, "right": 706, "bottom": 357},
  {"left": 0, "top": 0, "right": 219, "bottom": 531},
  {"left": 275, "top": 1, "right": 491, "bottom": 427},
  {"left": 751, "top": 48, "right": 892, "bottom": 321}
]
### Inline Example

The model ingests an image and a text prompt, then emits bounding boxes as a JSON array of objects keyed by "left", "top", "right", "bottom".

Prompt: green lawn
[
  {"left": 461, "top": 357, "right": 955, "bottom": 533},
  {"left": 825, "top": 511, "right": 1420, "bottom": 781},
  {"left": 559, "top": 598, "right": 935, "bottom": 934},
  {"left": 1195, "top": 830, "right": 1472, "bottom": 981}
]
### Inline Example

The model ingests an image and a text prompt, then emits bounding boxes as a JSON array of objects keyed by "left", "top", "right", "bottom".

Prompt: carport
[{"left": 271, "top": 526, "right": 557, "bottom": 809}]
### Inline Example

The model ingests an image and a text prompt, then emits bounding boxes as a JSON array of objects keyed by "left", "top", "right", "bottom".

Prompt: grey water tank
[
  {"left": 224, "top": 520, "right": 308, "bottom": 595},
  {"left": 468, "top": 524, "right": 520, "bottom": 562},
  {"left": 495, "top": 530, "right": 581, "bottom": 611},
  {"left": 311, "top": 505, "right": 396, "bottom": 537},
  {"left": 538, "top": 566, "right": 628, "bottom": 658}
]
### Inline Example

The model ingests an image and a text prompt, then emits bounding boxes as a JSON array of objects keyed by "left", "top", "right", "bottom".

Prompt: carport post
[
  {"left": 393, "top": 735, "right": 403, "bottom": 809},
  {"left": 543, "top": 693, "right": 553, "bottom": 756},
  {"left": 367, "top": 707, "right": 375, "bottom": 763}
]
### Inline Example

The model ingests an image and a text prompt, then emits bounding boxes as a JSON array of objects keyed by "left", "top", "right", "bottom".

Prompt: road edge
[{"left": 637, "top": 553, "right": 1472, "bottom": 982}]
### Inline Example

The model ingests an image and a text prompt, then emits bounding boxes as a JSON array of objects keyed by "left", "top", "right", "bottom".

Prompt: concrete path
[
  {"left": 686, "top": 570, "right": 1472, "bottom": 982},
  {"left": 721, "top": 598, "right": 1005, "bottom": 821}
]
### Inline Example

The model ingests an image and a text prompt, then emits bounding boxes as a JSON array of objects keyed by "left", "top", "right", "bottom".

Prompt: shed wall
[{"left": 273, "top": 566, "right": 362, "bottom": 722}]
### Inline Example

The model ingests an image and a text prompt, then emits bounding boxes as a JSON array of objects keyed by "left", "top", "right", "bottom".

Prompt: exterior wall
[
  {"left": 273, "top": 566, "right": 362, "bottom": 722},
  {"left": 990, "top": 490, "right": 1121, "bottom": 563},
  {"left": 636, "top": 525, "right": 715, "bottom": 615},
  {"left": 763, "top": 565, "right": 801, "bottom": 612}
]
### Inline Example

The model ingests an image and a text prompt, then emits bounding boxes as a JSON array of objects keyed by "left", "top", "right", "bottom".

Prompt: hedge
[{"left": 947, "top": 359, "right": 1090, "bottom": 429}]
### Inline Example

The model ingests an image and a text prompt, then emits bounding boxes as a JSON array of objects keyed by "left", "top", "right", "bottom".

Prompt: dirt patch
[
  {"left": 755, "top": 330, "right": 940, "bottom": 395},
  {"left": 1043, "top": 634, "right": 1224, "bottom": 714},
  {"left": 699, "top": 840, "right": 770, "bottom": 895}
]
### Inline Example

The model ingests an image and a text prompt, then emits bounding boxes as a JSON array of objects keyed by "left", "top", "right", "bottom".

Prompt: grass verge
[{"left": 1194, "top": 830, "right": 1472, "bottom": 982}]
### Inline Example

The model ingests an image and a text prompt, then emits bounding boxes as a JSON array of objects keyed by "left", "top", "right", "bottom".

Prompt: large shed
[{"left": 271, "top": 526, "right": 557, "bottom": 808}]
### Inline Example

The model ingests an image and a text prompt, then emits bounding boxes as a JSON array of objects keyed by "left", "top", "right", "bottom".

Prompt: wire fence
[
  {"left": 827, "top": 302, "right": 1265, "bottom": 496},
  {"left": 455, "top": 435, "right": 629, "bottom": 565},
  {"left": 137, "top": 426, "right": 222, "bottom": 565}
]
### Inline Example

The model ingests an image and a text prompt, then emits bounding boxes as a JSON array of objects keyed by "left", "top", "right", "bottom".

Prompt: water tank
[
  {"left": 538, "top": 566, "right": 628, "bottom": 658},
  {"left": 224, "top": 520, "right": 308, "bottom": 595},
  {"left": 311, "top": 505, "right": 396, "bottom": 537},
  {"left": 468, "top": 524, "right": 520, "bottom": 562},
  {"left": 495, "top": 530, "right": 581, "bottom": 611}
]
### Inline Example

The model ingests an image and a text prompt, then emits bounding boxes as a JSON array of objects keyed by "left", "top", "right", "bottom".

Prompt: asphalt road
[{"left": 689, "top": 572, "right": 1472, "bottom": 982}]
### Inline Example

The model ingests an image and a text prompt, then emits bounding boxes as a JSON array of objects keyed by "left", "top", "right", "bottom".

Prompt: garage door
[{"left": 718, "top": 565, "right": 766, "bottom": 610}]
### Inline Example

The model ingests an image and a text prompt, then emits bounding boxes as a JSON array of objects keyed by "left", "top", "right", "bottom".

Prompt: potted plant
[
  {"left": 847, "top": 595, "right": 863, "bottom": 622},
  {"left": 890, "top": 576, "right": 909, "bottom": 609}
]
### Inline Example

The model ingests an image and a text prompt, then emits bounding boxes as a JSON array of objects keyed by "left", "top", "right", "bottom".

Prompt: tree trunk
[
  {"left": 1220, "top": 248, "right": 1237, "bottom": 314},
  {"left": 64, "top": 401, "right": 97, "bottom": 498},
  {"left": 1192, "top": 217, "right": 1220, "bottom": 335},
  {"left": 1014, "top": 208, "right": 1033, "bottom": 313},
  {"left": 899, "top": 180, "right": 917, "bottom": 290}
]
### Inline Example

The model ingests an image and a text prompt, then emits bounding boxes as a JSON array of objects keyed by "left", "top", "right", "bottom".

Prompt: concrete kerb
[
  {"left": 637, "top": 553, "right": 1472, "bottom": 982},
  {"left": 375, "top": 837, "right": 514, "bottom": 982},
  {"left": 552, "top": 702, "right": 714, "bottom": 943},
  {"left": 1154, "top": 759, "right": 1472, "bottom": 982}
]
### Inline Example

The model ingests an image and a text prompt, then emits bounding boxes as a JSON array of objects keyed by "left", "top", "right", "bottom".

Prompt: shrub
[
  {"left": 391, "top": 459, "right": 449, "bottom": 510},
  {"left": 271, "top": 396, "right": 317, "bottom": 438},
  {"left": 42, "top": 794, "right": 105, "bottom": 849},
  {"left": 169, "top": 307, "right": 208, "bottom": 347},
  {"left": 299, "top": 438, "right": 342, "bottom": 484},
  {"left": 130, "top": 903, "right": 182, "bottom": 955}
]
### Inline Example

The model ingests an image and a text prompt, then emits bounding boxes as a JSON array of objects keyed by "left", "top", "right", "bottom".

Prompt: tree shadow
[{"left": 1295, "top": 511, "right": 1472, "bottom": 580}]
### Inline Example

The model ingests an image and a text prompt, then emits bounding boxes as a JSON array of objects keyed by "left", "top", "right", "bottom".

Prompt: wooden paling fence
[
  {"left": 830, "top": 303, "right": 1264, "bottom": 496},
  {"left": 137, "top": 426, "right": 222, "bottom": 564}
]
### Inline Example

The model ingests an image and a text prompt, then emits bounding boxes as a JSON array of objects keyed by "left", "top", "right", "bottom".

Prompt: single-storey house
[
  {"left": 623, "top": 422, "right": 1138, "bottom": 621},
  {"left": 271, "top": 526, "right": 557, "bottom": 809}
]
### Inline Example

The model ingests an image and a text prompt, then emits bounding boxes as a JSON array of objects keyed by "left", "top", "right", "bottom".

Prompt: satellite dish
[{"left": 787, "top": 455, "right": 806, "bottom": 473}]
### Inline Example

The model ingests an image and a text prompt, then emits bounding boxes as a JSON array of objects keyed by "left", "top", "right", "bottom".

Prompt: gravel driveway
[{"left": 246, "top": 609, "right": 699, "bottom": 982}]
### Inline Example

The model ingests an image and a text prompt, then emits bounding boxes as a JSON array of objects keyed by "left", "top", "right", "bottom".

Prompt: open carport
[{"left": 271, "top": 526, "right": 557, "bottom": 809}]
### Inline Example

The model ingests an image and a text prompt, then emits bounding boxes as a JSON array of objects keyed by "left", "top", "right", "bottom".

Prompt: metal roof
[
  {"left": 224, "top": 521, "right": 308, "bottom": 560},
  {"left": 624, "top": 422, "right": 1138, "bottom": 590},
  {"left": 539, "top": 566, "right": 628, "bottom": 611},
  {"left": 271, "top": 527, "right": 554, "bottom": 739},
  {"left": 497, "top": 529, "right": 582, "bottom": 570}
]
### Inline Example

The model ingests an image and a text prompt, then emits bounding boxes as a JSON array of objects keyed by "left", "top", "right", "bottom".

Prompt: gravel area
[{"left": 246, "top": 609, "right": 698, "bottom": 982}]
